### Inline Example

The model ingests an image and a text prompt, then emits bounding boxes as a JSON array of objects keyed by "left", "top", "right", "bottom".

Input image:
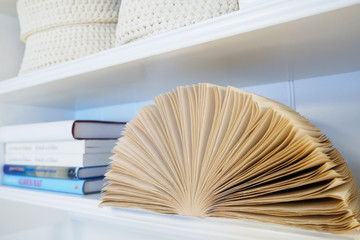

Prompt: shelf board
[
  {"left": 0, "top": 185, "right": 100, "bottom": 213},
  {"left": 0, "top": 185, "right": 358, "bottom": 240},
  {"left": 0, "top": 0, "right": 359, "bottom": 109}
]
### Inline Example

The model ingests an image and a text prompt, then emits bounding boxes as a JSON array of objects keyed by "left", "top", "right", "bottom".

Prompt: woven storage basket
[
  {"left": 17, "top": 0, "right": 120, "bottom": 74},
  {"left": 116, "top": 0, "right": 239, "bottom": 45}
]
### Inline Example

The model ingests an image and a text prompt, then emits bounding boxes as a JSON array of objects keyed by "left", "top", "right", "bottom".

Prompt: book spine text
[
  {"left": 5, "top": 154, "right": 85, "bottom": 167},
  {"left": 3, "top": 165, "right": 79, "bottom": 179},
  {"left": 2, "top": 175, "right": 87, "bottom": 195},
  {"left": 5, "top": 141, "right": 86, "bottom": 154}
]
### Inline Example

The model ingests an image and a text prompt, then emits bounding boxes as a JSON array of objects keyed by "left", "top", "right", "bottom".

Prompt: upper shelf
[
  {"left": 0, "top": 186, "right": 357, "bottom": 240},
  {"left": 0, "top": 0, "right": 359, "bottom": 109}
]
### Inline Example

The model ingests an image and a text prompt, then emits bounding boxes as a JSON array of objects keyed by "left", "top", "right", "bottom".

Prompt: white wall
[
  {"left": 0, "top": 103, "right": 74, "bottom": 126},
  {"left": 295, "top": 71, "right": 360, "bottom": 186},
  {"left": 0, "top": 14, "right": 24, "bottom": 80}
]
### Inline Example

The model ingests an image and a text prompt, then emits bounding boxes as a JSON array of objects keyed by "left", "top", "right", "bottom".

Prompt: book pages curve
[{"left": 101, "top": 83, "right": 360, "bottom": 234}]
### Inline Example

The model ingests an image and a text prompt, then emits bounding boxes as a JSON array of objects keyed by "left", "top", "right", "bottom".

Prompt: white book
[
  {"left": 5, "top": 140, "right": 117, "bottom": 154},
  {"left": 0, "top": 120, "right": 126, "bottom": 142},
  {"left": 5, "top": 153, "right": 113, "bottom": 167}
]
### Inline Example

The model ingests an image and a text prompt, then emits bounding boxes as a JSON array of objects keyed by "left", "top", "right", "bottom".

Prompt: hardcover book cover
[
  {"left": 2, "top": 175, "right": 104, "bottom": 195},
  {"left": 3, "top": 165, "right": 107, "bottom": 180}
]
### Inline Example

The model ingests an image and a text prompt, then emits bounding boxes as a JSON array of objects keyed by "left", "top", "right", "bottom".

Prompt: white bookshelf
[
  {"left": 0, "top": 0, "right": 360, "bottom": 239},
  {"left": 0, "top": 0, "right": 359, "bottom": 108},
  {"left": 0, "top": 185, "right": 100, "bottom": 213},
  {"left": 0, "top": 186, "right": 356, "bottom": 240}
]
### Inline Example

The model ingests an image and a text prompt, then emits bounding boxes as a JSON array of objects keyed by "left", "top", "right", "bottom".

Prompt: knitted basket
[
  {"left": 17, "top": 0, "right": 120, "bottom": 74},
  {"left": 116, "top": 0, "right": 239, "bottom": 45},
  {"left": 19, "top": 24, "right": 116, "bottom": 74}
]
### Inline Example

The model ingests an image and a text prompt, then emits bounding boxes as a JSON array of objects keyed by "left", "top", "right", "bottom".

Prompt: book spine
[
  {"left": 0, "top": 120, "right": 125, "bottom": 142},
  {"left": 5, "top": 154, "right": 85, "bottom": 167},
  {"left": 5, "top": 141, "right": 86, "bottom": 154},
  {"left": 2, "top": 175, "right": 87, "bottom": 195},
  {"left": 5, "top": 141, "right": 116, "bottom": 154},
  {"left": 3, "top": 165, "right": 79, "bottom": 179}
]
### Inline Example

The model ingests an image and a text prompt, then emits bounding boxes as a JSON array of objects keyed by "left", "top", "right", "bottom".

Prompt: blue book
[
  {"left": 3, "top": 164, "right": 107, "bottom": 180},
  {"left": 2, "top": 175, "right": 103, "bottom": 195}
]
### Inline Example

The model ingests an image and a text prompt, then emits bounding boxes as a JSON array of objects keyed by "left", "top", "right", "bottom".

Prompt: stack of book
[{"left": 1, "top": 120, "right": 126, "bottom": 195}]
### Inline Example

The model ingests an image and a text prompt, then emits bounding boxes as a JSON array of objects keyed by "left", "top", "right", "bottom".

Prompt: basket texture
[
  {"left": 116, "top": 0, "right": 239, "bottom": 45},
  {"left": 20, "top": 24, "right": 117, "bottom": 74},
  {"left": 17, "top": 0, "right": 120, "bottom": 74}
]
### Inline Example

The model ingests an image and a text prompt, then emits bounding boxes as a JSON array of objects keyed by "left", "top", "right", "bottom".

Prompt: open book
[{"left": 101, "top": 84, "right": 360, "bottom": 233}]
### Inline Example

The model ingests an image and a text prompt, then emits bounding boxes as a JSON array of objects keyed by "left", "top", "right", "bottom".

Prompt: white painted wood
[
  {"left": 71, "top": 216, "right": 356, "bottom": 240},
  {"left": 0, "top": 186, "right": 100, "bottom": 212},
  {"left": 0, "top": 186, "right": 357, "bottom": 240},
  {"left": 0, "top": 222, "right": 73, "bottom": 240},
  {"left": 0, "top": 198, "right": 70, "bottom": 237},
  {"left": 0, "top": 1, "right": 358, "bottom": 109}
]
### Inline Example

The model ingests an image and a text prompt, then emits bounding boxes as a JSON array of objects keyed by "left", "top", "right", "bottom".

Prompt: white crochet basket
[
  {"left": 116, "top": 0, "right": 239, "bottom": 45},
  {"left": 17, "top": 0, "right": 120, "bottom": 74}
]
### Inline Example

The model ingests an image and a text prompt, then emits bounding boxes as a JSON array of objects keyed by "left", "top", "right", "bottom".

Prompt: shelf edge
[{"left": 0, "top": 0, "right": 358, "bottom": 97}]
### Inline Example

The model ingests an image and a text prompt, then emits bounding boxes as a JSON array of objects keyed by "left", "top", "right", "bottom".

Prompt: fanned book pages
[{"left": 101, "top": 84, "right": 360, "bottom": 234}]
